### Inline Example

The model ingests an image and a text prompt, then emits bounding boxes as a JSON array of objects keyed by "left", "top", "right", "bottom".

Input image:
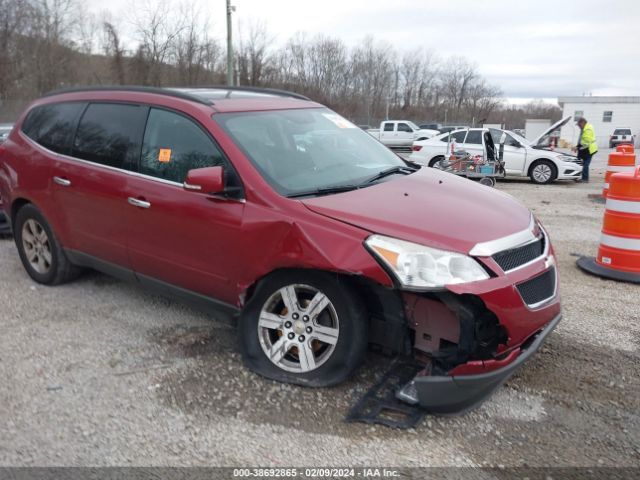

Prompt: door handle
[
  {"left": 127, "top": 197, "right": 151, "bottom": 209},
  {"left": 53, "top": 176, "right": 71, "bottom": 187}
]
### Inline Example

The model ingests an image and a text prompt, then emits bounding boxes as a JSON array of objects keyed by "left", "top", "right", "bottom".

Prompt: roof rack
[
  {"left": 43, "top": 85, "right": 311, "bottom": 104},
  {"left": 177, "top": 85, "right": 311, "bottom": 101},
  {"left": 43, "top": 85, "right": 212, "bottom": 106}
]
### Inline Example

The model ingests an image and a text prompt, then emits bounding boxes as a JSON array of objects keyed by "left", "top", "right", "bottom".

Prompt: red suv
[{"left": 0, "top": 87, "right": 561, "bottom": 413}]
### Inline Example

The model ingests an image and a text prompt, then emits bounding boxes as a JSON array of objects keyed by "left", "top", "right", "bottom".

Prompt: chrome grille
[{"left": 517, "top": 267, "right": 556, "bottom": 307}]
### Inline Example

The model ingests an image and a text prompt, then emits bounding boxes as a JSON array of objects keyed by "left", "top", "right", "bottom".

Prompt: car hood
[
  {"left": 301, "top": 169, "right": 532, "bottom": 255},
  {"left": 530, "top": 115, "right": 572, "bottom": 147}
]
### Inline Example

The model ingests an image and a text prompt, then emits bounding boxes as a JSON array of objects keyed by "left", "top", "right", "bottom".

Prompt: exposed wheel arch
[
  {"left": 11, "top": 198, "right": 31, "bottom": 229},
  {"left": 240, "top": 267, "right": 410, "bottom": 355}
]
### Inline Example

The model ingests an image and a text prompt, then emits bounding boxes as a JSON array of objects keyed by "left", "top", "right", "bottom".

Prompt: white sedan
[{"left": 409, "top": 117, "right": 583, "bottom": 184}]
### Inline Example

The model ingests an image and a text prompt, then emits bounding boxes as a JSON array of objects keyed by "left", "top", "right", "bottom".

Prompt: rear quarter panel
[{"left": 0, "top": 132, "right": 56, "bottom": 231}]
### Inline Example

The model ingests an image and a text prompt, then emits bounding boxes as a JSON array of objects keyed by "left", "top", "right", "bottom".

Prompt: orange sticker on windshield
[{"left": 158, "top": 148, "right": 172, "bottom": 163}]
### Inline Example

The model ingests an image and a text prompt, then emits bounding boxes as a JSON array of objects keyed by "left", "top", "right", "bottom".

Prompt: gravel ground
[{"left": 0, "top": 158, "right": 639, "bottom": 468}]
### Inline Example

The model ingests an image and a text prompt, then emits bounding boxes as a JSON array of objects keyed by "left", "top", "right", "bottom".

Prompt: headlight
[
  {"left": 366, "top": 234, "right": 489, "bottom": 289},
  {"left": 558, "top": 154, "right": 579, "bottom": 162}
]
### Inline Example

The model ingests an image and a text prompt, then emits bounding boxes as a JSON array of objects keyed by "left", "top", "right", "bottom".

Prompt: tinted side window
[
  {"left": 141, "top": 108, "right": 225, "bottom": 183},
  {"left": 22, "top": 103, "right": 85, "bottom": 154},
  {"left": 464, "top": 130, "right": 482, "bottom": 144},
  {"left": 397, "top": 123, "right": 412, "bottom": 132},
  {"left": 383, "top": 123, "right": 394, "bottom": 132},
  {"left": 451, "top": 131, "right": 467, "bottom": 143},
  {"left": 72, "top": 103, "right": 147, "bottom": 169}
]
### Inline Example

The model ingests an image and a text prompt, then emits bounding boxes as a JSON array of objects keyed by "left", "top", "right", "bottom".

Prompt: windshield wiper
[
  {"left": 287, "top": 184, "right": 362, "bottom": 198},
  {"left": 363, "top": 165, "right": 417, "bottom": 184}
]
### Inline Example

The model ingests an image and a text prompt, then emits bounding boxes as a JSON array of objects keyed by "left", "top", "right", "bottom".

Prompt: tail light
[{"left": 412, "top": 145, "right": 422, "bottom": 152}]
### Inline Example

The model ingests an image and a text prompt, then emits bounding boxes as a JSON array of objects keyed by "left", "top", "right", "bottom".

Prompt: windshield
[
  {"left": 505, "top": 130, "right": 530, "bottom": 145},
  {"left": 214, "top": 108, "right": 408, "bottom": 197},
  {"left": 407, "top": 121, "right": 420, "bottom": 131}
]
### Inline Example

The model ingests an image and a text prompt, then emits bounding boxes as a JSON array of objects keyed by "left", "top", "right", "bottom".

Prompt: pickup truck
[{"left": 368, "top": 120, "right": 439, "bottom": 148}]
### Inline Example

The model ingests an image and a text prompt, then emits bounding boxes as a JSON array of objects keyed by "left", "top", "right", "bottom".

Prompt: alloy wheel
[
  {"left": 532, "top": 163, "right": 553, "bottom": 183},
  {"left": 21, "top": 219, "right": 52, "bottom": 274},
  {"left": 258, "top": 284, "right": 339, "bottom": 373}
]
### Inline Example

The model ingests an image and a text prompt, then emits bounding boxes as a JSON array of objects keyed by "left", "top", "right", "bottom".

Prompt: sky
[{"left": 87, "top": 0, "right": 640, "bottom": 104}]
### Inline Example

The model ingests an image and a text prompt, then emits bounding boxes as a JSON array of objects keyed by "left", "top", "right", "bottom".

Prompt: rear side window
[
  {"left": 140, "top": 108, "right": 225, "bottom": 183},
  {"left": 22, "top": 103, "right": 85, "bottom": 154},
  {"left": 383, "top": 123, "right": 394, "bottom": 132},
  {"left": 464, "top": 130, "right": 483, "bottom": 144},
  {"left": 450, "top": 131, "right": 467, "bottom": 143},
  {"left": 72, "top": 103, "right": 147, "bottom": 170}
]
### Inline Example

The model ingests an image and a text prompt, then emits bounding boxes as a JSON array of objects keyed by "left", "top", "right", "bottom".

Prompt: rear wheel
[
  {"left": 239, "top": 270, "right": 368, "bottom": 387},
  {"left": 429, "top": 156, "right": 445, "bottom": 169},
  {"left": 529, "top": 160, "right": 557, "bottom": 184},
  {"left": 14, "top": 204, "right": 80, "bottom": 285}
]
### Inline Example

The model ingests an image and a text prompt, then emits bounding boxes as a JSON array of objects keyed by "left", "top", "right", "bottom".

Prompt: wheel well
[
  {"left": 429, "top": 155, "right": 444, "bottom": 167},
  {"left": 527, "top": 158, "right": 557, "bottom": 177},
  {"left": 10, "top": 198, "right": 30, "bottom": 228},
  {"left": 241, "top": 267, "right": 410, "bottom": 355}
]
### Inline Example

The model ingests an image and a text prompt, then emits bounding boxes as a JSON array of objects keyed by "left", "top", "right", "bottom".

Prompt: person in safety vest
[{"left": 572, "top": 117, "right": 598, "bottom": 182}]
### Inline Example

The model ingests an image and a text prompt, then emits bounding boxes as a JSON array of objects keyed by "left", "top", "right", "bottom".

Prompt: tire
[
  {"left": 609, "top": 142, "right": 614, "bottom": 149},
  {"left": 479, "top": 177, "right": 496, "bottom": 187},
  {"left": 238, "top": 270, "right": 368, "bottom": 387},
  {"left": 529, "top": 160, "right": 557, "bottom": 184},
  {"left": 429, "top": 156, "right": 445, "bottom": 169},
  {"left": 14, "top": 204, "right": 80, "bottom": 285}
]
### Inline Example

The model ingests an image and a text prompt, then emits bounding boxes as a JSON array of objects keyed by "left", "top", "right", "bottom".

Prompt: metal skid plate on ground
[{"left": 345, "top": 361, "right": 425, "bottom": 429}]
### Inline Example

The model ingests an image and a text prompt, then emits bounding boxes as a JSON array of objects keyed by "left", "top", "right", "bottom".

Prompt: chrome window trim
[
  {"left": 21, "top": 131, "right": 184, "bottom": 187},
  {"left": 469, "top": 215, "right": 535, "bottom": 257},
  {"left": 20, "top": 131, "right": 247, "bottom": 203}
]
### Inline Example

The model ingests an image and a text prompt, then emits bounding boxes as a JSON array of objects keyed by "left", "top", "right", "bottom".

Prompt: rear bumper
[{"left": 410, "top": 313, "right": 561, "bottom": 414}]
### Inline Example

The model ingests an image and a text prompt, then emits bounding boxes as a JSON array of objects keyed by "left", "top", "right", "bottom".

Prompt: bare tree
[
  {"left": 103, "top": 21, "right": 126, "bottom": 84},
  {"left": 132, "top": 0, "right": 186, "bottom": 86},
  {"left": 236, "top": 20, "right": 273, "bottom": 86}
]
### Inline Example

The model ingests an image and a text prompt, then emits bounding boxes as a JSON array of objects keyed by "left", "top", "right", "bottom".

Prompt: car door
[
  {"left": 125, "top": 107, "right": 245, "bottom": 305},
  {"left": 51, "top": 102, "right": 148, "bottom": 269},
  {"left": 501, "top": 133, "right": 527, "bottom": 174},
  {"left": 396, "top": 122, "right": 414, "bottom": 145},
  {"left": 459, "top": 130, "right": 484, "bottom": 157},
  {"left": 380, "top": 122, "right": 395, "bottom": 145}
]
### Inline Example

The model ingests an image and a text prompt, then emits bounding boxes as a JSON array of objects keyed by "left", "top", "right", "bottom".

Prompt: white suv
[{"left": 409, "top": 116, "right": 583, "bottom": 184}]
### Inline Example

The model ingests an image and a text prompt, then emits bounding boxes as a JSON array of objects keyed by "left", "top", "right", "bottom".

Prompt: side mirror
[{"left": 183, "top": 166, "right": 224, "bottom": 195}]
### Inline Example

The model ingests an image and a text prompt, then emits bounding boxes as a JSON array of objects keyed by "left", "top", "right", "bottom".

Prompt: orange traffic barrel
[
  {"left": 578, "top": 166, "right": 640, "bottom": 283},
  {"left": 617, "top": 144, "right": 634, "bottom": 154},
  {"left": 603, "top": 149, "right": 636, "bottom": 197}
]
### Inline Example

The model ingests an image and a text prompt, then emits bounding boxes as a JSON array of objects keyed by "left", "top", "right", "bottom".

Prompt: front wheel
[
  {"left": 529, "top": 160, "right": 557, "bottom": 184},
  {"left": 238, "top": 270, "right": 368, "bottom": 387}
]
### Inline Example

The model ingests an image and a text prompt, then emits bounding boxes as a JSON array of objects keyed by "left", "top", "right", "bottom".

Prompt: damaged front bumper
[{"left": 397, "top": 313, "right": 561, "bottom": 414}]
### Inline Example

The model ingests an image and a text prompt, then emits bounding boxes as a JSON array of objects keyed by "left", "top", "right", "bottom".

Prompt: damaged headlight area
[{"left": 366, "top": 234, "right": 489, "bottom": 289}]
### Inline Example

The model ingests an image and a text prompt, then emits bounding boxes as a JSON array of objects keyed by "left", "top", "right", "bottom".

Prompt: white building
[
  {"left": 558, "top": 96, "right": 640, "bottom": 148},
  {"left": 524, "top": 119, "right": 550, "bottom": 141}
]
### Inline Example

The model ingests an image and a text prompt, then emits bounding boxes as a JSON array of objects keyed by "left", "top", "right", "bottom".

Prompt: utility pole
[{"left": 226, "top": 0, "right": 235, "bottom": 86}]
